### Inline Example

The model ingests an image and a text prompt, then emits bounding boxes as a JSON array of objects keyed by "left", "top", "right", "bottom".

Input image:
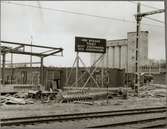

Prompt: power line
[
  {"left": 3, "top": 1, "right": 134, "bottom": 23},
  {"left": 2, "top": 1, "right": 164, "bottom": 28},
  {"left": 128, "top": 1, "right": 161, "bottom": 10},
  {"left": 144, "top": 17, "right": 164, "bottom": 24}
]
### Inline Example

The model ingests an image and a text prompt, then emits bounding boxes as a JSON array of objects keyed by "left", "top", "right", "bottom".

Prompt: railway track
[
  {"left": 1, "top": 106, "right": 167, "bottom": 127},
  {"left": 87, "top": 116, "right": 167, "bottom": 128}
]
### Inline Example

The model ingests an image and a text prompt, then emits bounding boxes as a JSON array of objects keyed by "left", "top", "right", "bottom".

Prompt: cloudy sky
[{"left": 1, "top": 1, "right": 165, "bottom": 67}]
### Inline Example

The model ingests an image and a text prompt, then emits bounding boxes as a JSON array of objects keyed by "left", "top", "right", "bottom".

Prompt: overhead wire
[
  {"left": 2, "top": 1, "right": 164, "bottom": 28},
  {"left": 128, "top": 1, "right": 164, "bottom": 26},
  {"left": 2, "top": 1, "right": 134, "bottom": 23},
  {"left": 128, "top": 1, "right": 161, "bottom": 10},
  {"left": 144, "top": 17, "right": 164, "bottom": 24}
]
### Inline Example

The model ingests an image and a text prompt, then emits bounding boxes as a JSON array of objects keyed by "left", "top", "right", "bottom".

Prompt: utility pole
[
  {"left": 164, "top": 0, "right": 167, "bottom": 124},
  {"left": 0, "top": 41, "right": 1, "bottom": 108},
  {"left": 135, "top": 3, "right": 142, "bottom": 96},
  {"left": 134, "top": 3, "right": 165, "bottom": 96}
]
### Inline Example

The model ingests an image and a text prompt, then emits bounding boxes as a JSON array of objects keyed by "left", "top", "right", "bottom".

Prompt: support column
[
  {"left": 119, "top": 46, "right": 121, "bottom": 69},
  {"left": 40, "top": 57, "right": 44, "bottom": 87},
  {"left": 2, "top": 53, "right": 6, "bottom": 85},
  {"left": 135, "top": 3, "right": 142, "bottom": 96},
  {"left": 164, "top": 0, "right": 167, "bottom": 121},
  {"left": 76, "top": 52, "right": 79, "bottom": 87},
  {"left": 106, "top": 48, "right": 109, "bottom": 104},
  {"left": 135, "top": 3, "right": 141, "bottom": 74},
  {"left": 113, "top": 46, "right": 115, "bottom": 68},
  {"left": 101, "top": 55, "right": 104, "bottom": 88},
  {"left": 30, "top": 36, "right": 33, "bottom": 84},
  {"left": 106, "top": 47, "right": 109, "bottom": 68},
  {"left": 11, "top": 53, "right": 14, "bottom": 84},
  {"left": 0, "top": 41, "right": 1, "bottom": 101}
]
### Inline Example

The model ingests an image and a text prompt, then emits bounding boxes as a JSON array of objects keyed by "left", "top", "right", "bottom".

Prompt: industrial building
[
  {"left": 90, "top": 31, "right": 149, "bottom": 73},
  {"left": 2, "top": 67, "right": 125, "bottom": 91}
]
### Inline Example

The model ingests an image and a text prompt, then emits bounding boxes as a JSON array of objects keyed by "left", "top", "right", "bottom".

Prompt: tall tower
[
  {"left": 90, "top": 31, "right": 149, "bottom": 73},
  {"left": 127, "top": 31, "right": 149, "bottom": 72}
]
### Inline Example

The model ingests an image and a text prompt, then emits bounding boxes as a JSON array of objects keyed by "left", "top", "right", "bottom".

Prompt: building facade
[
  {"left": 90, "top": 31, "right": 149, "bottom": 73},
  {"left": 2, "top": 67, "right": 125, "bottom": 90}
]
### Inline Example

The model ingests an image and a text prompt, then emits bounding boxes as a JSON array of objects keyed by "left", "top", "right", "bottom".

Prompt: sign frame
[{"left": 75, "top": 36, "right": 106, "bottom": 54}]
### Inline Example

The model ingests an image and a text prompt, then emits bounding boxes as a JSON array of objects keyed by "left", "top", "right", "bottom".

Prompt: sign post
[{"left": 74, "top": 36, "right": 106, "bottom": 89}]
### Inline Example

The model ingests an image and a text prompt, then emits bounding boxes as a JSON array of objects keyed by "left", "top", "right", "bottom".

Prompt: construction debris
[
  {"left": 1, "top": 96, "right": 34, "bottom": 105},
  {"left": 55, "top": 91, "right": 64, "bottom": 103},
  {"left": 139, "top": 84, "right": 166, "bottom": 98},
  {"left": 1, "top": 83, "right": 165, "bottom": 106},
  {"left": 73, "top": 101, "right": 94, "bottom": 105},
  {"left": 13, "top": 92, "right": 28, "bottom": 98}
]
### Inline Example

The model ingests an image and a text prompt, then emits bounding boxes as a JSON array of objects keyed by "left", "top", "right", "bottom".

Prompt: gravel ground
[
  {"left": 1, "top": 84, "right": 166, "bottom": 128},
  {"left": 0, "top": 97, "right": 166, "bottom": 119},
  {"left": 1, "top": 113, "right": 166, "bottom": 129}
]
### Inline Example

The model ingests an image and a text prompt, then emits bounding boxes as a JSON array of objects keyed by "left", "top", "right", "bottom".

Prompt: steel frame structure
[
  {"left": 66, "top": 53, "right": 105, "bottom": 91},
  {"left": 0, "top": 40, "right": 63, "bottom": 86}
]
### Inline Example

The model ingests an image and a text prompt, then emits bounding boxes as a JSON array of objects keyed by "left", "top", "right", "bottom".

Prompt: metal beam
[
  {"left": 7, "top": 62, "right": 40, "bottom": 65},
  {"left": 40, "top": 49, "right": 56, "bottom": 54},
  {"left": 135, "top": 9, "right": 164, "bottom": 17},
  {"left": 1, "top": 41, "right": 63, "bottom": 58},
  {"left": 1, "top": 49, "right": 46, "bottom": 57},
  {"left": 43, "top": 49, "right": 63, "bottom": 57},
  {"left": 13, "top": 45, "right": 24, "bottom": 51},
  {"left": 1, "top": 40, "right": 62, "bottom": 50}
]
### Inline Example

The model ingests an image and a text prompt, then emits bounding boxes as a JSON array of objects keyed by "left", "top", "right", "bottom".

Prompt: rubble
[
  {"left": 113, "top": 100, "right": 123, "bottom": 105},
  {"left": 13, "top": 92, "right": 28, "bottom": 98},
  {"left": 1, "top": 96, "right": 34, "bottom": 105},
  {"left": 55, "top": 91, "right": 64, "bottom": 103},
  {"left": 139, "top": 84, "right": 166, "bottom": 98},
  {"left": 73, "top": 101, "right": 94, "bottom": 105},
  {"left": 0, "top": 83, "right": 165, "bottom": 106}
]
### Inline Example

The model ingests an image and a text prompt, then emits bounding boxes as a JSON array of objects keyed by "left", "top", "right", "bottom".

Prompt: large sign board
[{"left": 75, "top": 37, "right": 106, "bottom": 53}]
